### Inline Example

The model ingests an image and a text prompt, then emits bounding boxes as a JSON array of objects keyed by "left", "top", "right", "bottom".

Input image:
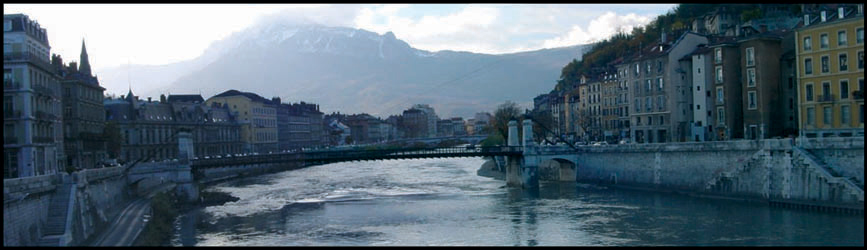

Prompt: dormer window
[
  {"left": 804, "top": 14, "right": 810, "bottom": 26},
  {"left": 839, "top": 7, "right": 845, "bottom": 19},
  {"left": 821, "top": 11, "right": 826, "bottom": 22}
]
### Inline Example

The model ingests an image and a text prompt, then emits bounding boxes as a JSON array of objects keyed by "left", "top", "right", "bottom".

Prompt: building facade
[
  {"left": 796, "top": 5, "right": 864, "bottom": 137},
  {"left": 206, "top": 90, "right": 278, "bottom": 153},
  {"left": 4, "top": 14, "right": 64, "bottom": 178},
  {"left": 59, "top": 40, "right": 107, "bottom": 170}
]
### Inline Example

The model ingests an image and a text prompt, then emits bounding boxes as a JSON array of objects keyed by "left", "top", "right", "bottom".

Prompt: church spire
[{"left": 79, "top": 38, "right": 92, "bottom": 76}]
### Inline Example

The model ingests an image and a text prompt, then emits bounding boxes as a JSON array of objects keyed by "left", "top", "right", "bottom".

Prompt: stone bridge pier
[{"left": 506, "top": 119, "right": 579, "bottom": 189}]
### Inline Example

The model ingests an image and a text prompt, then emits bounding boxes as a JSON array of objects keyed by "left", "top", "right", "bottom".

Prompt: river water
[{"left": 171, "top": 158, "right": 863, "bottom": 246}]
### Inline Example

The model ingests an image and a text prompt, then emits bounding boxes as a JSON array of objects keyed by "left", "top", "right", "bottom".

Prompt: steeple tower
[{"left": 79, "top": 39, "right": 92, "bottom": 76}]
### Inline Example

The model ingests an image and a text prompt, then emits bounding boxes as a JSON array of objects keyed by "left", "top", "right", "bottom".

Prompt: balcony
[
  {"left": 33, "top": 85, "right": 57, "bottom": 97},
  {"left": 817, "top": 94, "right": 835, "bottom": 103},
  {"left": 35, "top": 111, "right": 58, "bottom": 121},
  {"left": 3, "top": 52, "right": 56, "bottom": 72},
  {"left": 4, "top": 80, "right": 20, "bottom": 90},
  {"left": 4, "top": 137, "right": 17, "bottom": 144},
  {"left": 3, "top": 110, "right": 21, "bottom": 119},
  {"left": 32, "top": 136, "right": 54, "bottom": 144},
  {"left": 854, "top": 90, "right": 864, "bottom": 100}
]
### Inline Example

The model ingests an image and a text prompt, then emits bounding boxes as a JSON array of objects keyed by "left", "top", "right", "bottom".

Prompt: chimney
[
  {"left": 148, "top": 97, "right": 152, "bottom": 102},
  {"left": 160, "top": 94, "right": 166, "bottom": 103}
]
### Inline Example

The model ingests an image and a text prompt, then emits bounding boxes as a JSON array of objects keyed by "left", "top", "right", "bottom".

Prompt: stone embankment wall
[
  {"left": 3, "top": 174, "right": 59, "bottom": 246},
  {"left": 69, "top": 167, "right": 130, "bottom": 245},
  {"left": 571, "top": 138, "right": 864, "bottom": 208},
  {"left": 3, "top": 167, "right": 131, "bottom": 246}
]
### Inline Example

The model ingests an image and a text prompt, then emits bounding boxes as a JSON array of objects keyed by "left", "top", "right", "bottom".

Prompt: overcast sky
[{"left": 4, "top": 4, "right": 675, "bottom": 72}]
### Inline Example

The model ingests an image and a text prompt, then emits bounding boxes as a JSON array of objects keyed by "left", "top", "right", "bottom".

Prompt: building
[
  {"left": 796, "top": 5, "right": 864, "bottom": 137},
  {"left": 401, "top": 108, "right": 428, "bottom": 139},
  {"left": 206, "top": 90, "right": 278, "bottom": 153},
  {"left": 706, "top": 36, "right": 745, "bottom": 140},
  {"left": 412, "top": 104, "right": 438, "bottom": 138},
  {"left": 105, "top": 92, "right": 244, "bottom": 162},
  {"left": 276, "top": 99, "right": 325, "bottom": 151},
  {"left": 600, "top": 72, "right": 621, "bottom": 142},
  {"left": 628, "top": 31, "right": 709, "bottom": 143},
  {"left": 167, "top": 94, "right": 244, "bottom": 157},
  {"left": 4, "top": 14, "right": 65, "bottom": 178},
  {"left": 59, "top": 40, "right": 107, "bottom": 169},
  {"left": 684, "top": 45, "right": 716, "bottom": 141},
  {"left": 738, "top": 31, "right": 796, "bottom": 139}
]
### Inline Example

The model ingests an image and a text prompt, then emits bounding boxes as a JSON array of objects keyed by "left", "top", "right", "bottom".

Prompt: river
[{"left": 170, "top": 158, "right": 863, "bottom": 246}]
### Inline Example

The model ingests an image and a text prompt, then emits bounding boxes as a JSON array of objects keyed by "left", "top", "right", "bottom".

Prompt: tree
[
  {"left": 527, "top": 109, "right": 554, "bottom": 143},
  {"left": 103, "top": 121, "right": 122, "bottom": 159},
  {"left": 491, "top": 101, "right": 523, "bottom": 144}
]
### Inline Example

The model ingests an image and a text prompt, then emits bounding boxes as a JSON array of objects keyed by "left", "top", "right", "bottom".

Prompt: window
[
  {"left": 841, "top": 80, "right": 849, "bottom": 99},
  {"left": 717, "top": 107, "right": 725, "bottom": 125},
  {"left": 634, "top": 64, "right": 640, "bottom": 76},
  {"left": 841, "top": 105, "right": 850, "bottom": 125},
  {"left": 823, "top": 106, "right": 832, "bottom": 125},
  {"left": 839, "top": 30, "right": 848, "bottom": 46},
  {"left": 635, "top": 99, "right": 640, "bottom": 113},
  {"left": 3, "top": 20, "right": 11, "bottom": 32},
  {"left": 858, "top": 51, "right": 864, "bottom": 69},
  {"left": 646, "top": 97, "right": 652, "bottom": 112},
  {"left": 746, "top": 47, "right": 755, "bottom": 66},
  {"left": 747, "top": 68, "right": 756, "bottom": 87},
  {"left": 658, "top": 96, "right": 664, "bottom": 110},
  {"left": 657, "top": 78, "right": 663, "bottom": 91},
  {"left": 806, "top": 107, "right": 815, "bottom": 125},
  {"left": 715, "top": 66, "right": 723, "bottom": 83},
  {"left": 646, "top": 80, "right": 652, "bottom": 92},
  {"left": 804, "top": 36, "right": 812, "bottom": 51},
  {"left": 646, "top": 62, "right": 652, "bottom": 74},
  {"left": 717, "top": 87, "right": 724, "bottom": 104},
  {"left": 821, "top": 56, "right": 829, "bottom": 73},
  {"left": 805, "top": 58, "right": 813, "bottom": 75},
  {"left": 657, "top": 60, "right": 663, "bottom": 73},
  {"left": 748, "top": 91, "right": 757, "bottom": 110},
  {"left": 806, "top": 84, "right": 814, "bottom": 102},
  {"left": 839, "top": 53, "right": 848, "bottom": 71},
  {"left": 714, "top": 48, "right": 722, "bottom": 64},
  {"left": 858, "top": 28, "right": 864, "bottom": 44},
  {"left": 822, "top": 82, "right": 831, "bottom": 101},
  {"left": 820, "top": 33, "right": 829, "bottom": 49},
  {"left": 659, "top": 115, "right": 664, "bottom": 125}
]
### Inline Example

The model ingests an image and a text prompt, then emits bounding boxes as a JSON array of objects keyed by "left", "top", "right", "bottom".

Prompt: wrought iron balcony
[
  {"left": 853, "top": 90, "right": 864, "bottom": 100},
  {"left": 817, "top": 94, "right": 835, "bottom": 103}
]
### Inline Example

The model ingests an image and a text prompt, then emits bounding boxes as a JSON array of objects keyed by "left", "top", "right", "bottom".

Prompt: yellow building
[
  {"left": 206, "top": 90, "right": 278, "bottom": 153},
  {"left": 796, "top": 5, "right": 864, "bottom": 137}
]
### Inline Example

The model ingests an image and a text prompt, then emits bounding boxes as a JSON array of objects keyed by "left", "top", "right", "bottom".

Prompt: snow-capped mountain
[{"left": 97, "top": 20, "right": 585, "bottom": 118}]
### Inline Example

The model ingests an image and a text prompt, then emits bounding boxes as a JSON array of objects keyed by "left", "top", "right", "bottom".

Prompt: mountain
[{"left": 97, "top": 21, "right": 585, "bottom": 119}]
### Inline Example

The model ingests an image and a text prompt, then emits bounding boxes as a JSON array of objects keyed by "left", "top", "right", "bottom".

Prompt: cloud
[{"left": 541, "top": 11, "right": 655, "bottom": 49}]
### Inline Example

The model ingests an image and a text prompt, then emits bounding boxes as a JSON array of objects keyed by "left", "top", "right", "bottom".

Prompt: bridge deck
[{"left": 191, "top": 146, "right": 523, "bottom": 168}]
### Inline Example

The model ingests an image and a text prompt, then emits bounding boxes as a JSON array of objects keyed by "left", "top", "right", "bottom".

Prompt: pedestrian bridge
[
  {"left": 127, "top": 119, "right": 573, "bottom": 204},
  {"left": 189, "top": 146, "right": 525, "bottom": 168}
]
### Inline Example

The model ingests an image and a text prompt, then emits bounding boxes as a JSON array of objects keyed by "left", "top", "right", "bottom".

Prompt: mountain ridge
[{"left": 96, "top": 21, "right": 585, "bottom": 118}]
